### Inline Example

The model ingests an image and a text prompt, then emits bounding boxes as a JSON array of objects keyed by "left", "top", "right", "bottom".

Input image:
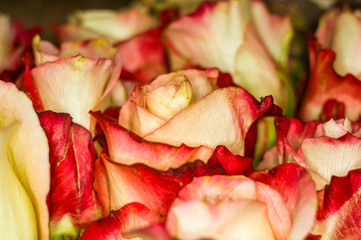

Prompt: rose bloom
[
  {"left": 300, "top": 7, "right": 361, "bottom": 121},
  {"left": 259, "top": 116, "right": 361, "bottom": 190},
  {"left": 164, "top": 0, "right": 294, "bottom": 113},
  {"left": 117, "top": 68, "right": 281, "bottom": 157},
  {"left": 166, "top": 164, "right": 317, "bottom": 240}
]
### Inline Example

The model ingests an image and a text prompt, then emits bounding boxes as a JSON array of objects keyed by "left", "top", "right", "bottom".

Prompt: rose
[
  {"left": 0, "top": 13, "right": 40, "bottom": 84},
  {"left": 300, "top": 8, "right": 361, "bottom": 122},
  {"left": 165, "top": 164, "right": 317, "bottom": 240},
  {"left": 164, "top": 0, "right": 294, "bottom": 113},
  {"left": 259, "top": 117, "right": 361, "bottom": 190},
  {"left": 117, "top": 68, "right": 281, "bottom": 157},
  {"left": 0, "top": 81, "right": 49, "bottom": 239},
  {"left": 52, "top": 7, "right": 159, "bottom": 44},
  {"left": 315, "top": 8, "right": 361, "bottom": 78}
]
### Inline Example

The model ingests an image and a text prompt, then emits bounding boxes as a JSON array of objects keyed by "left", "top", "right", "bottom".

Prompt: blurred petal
[
  {"left": 251, "top": 0, "right": 293, "bottom": 66},
  {"left": 53, "top": 8, "right": 159, "bottom": 44},
  {"left": 116, "top": 28, "right": 168, "bottom": 82}
]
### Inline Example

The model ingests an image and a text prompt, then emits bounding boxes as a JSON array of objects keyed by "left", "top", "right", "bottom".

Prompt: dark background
[{"left": 1, "top": 0, "right": 361, "bottom": 41}]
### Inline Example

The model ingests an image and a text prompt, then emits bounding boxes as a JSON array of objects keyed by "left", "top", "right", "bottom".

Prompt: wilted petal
[
  {"left": 38, "top": 111, "right": 101, "bottom": 238},
  {"left": 80, "top": 202, "right": 162, "bottom": 240},
  {"left": 0, "top": 81, "right": 50, "bottom": 239}
]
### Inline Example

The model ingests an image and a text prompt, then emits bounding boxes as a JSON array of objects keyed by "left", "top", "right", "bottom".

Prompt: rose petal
[
  {"left": 116, "top": 28, "right": 168, "bottom": 82},
  {"left": 313, "top": 169, "right": 361, "bottom": 239},
  {"left": 251, "top": 0, "right": 293, "bottom": 67},
  {"left": 29, "top": 55, "right": 114, "bottom": 129},
  {"left": 94, "top": 154, "right": 183, "bottom": 216},
  {"left": 144, "top": 87, "right": 281, "bottom": 155},
  {"left": 299, "top": 39, "right": 361, "bottom": 121},
  {"left": 250, "top": 163, "right": 318, "bottom": 240},
  {"left": 164, "top": 1, "right": 250, "bottom": 72},
  {"left": 38, "top": 111, "right": 101, "bottom": 238},
  {"left": 298, "top": 133, "right": 361, "bottom": 188},
  {"left": 91, "top": 110, "right": 214, "bottom": 170},
  {"left": 80, "top": 202, "right": 162, "bottom": 240},
  {"left": 53, "top": 8, "right": 159, "bottom": 44},
  {"left": 0, "top": 81, "right": 50, "bottom": 239}
]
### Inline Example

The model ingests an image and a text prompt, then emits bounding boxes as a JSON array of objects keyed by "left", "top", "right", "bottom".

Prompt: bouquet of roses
[{"left": 1, "top": 0, "right": 361, "bottom": 239}]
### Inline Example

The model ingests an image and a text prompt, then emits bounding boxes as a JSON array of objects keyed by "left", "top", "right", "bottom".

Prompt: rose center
[{"left": 143, "top": 75, "right": 193, "bottom": 120}]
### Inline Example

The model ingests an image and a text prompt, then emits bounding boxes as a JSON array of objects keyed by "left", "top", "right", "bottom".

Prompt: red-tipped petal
[
  {"left": 300, "top": 39, "right": 361, "bottom": 121},
  {"left": 314, "top": 170, "right": 361, "bottom": 239},
  {"left": 91, "top": 111, "right": 214, "bottom": 171},
  {"left": 38, "top": 111, "right": 101, "bottom": 238},
  {"left": 250, "top": 163, "right": 318, "bottom": 240},
  {"left": 80, "top": 202, "right": 162, "bottom": 240},
  {"left": 95, "top": 154, "right": 183, "bottom": 216}
]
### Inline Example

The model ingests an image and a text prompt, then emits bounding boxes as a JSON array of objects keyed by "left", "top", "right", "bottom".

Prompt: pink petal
[{"left": 251, "top": 163, "right": 318, "bottom": 240}]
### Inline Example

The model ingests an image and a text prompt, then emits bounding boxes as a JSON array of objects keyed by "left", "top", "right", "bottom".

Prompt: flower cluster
[{"left": 1, "top": 0, "right": 361, "bottom": 239}]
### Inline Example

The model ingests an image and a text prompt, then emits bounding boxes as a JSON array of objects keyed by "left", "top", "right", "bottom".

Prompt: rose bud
[
  {"left": 0, "top": 81, "right": 50, "bottom": 239},
  {"left": 164, "top": 0, "right": 294, "bottom": 113},
  {"left": 259, "top": 116, "right": 361, "bottom": 190},
  {"left": 166, "top": 164, "right": 317, "bottom": 240},
  {"left": 52, "top": 7, "right": 159, "bottom": 44}
]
